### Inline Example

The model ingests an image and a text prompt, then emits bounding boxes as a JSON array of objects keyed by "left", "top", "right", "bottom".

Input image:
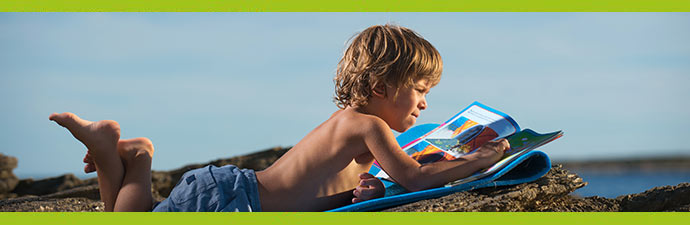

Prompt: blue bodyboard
[{"left": 326, "top": 123, "right": 552, "bottom": 212}]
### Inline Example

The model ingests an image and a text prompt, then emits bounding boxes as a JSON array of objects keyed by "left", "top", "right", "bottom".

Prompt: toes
[
  {"left": 49, "top": 112, "right": 73, "bottom": 121},
  {"left": 83, "top": 152, "right": 93, "bottom": 163},
  {"left": 49, "top": 112, "right": 80, "bottom": 127},
  {"left": 49, "top": 113, "right": 58, "bottom": 121},
  {"left": 83, "top": 151, "right": 96, "bottom": 173},
  {"left": 84, "top": 163, "right": 96, "bottom": 173},
  {"left": 50, "top": 112, "right": 74, "bottom": 121}
]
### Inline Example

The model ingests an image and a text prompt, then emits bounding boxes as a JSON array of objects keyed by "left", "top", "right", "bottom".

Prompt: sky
[{"left": 1, "top": 13, "right": 689, "bottom": 179}]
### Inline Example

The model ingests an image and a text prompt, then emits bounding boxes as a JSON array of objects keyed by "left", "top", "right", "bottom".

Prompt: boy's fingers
[
  {"left": 355, "top": 174, "right": 385, "bottom": 201},
  {"left": 355, "top": 186, "right": 373, "bottom": 196},
  {"left": 359, "top": 173, "right": 375, "bottom": 179},
  {"left": 359, "top": 178, "right": 381, "bottom": 187},
  {"left": 358, "top": 185, "right": 383, "bottom": 197},
  {"left": 357, "top": 188, "right": 376, "bottom": 197},
  {"left": 485, "top": 139, "right": 509, "bottom": 153},
  {"left": 499, "top": 139, "right": 510, "bottom": 153}
]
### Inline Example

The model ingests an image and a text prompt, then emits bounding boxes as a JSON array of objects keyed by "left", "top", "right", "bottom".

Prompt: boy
[{"left": 49, "top": 24, "right": 509, "bottom": 212}]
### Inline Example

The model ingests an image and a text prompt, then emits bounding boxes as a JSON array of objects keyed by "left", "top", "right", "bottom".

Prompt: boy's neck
[{"left": 349, "top": 103, "right": 382, "bottom": 118}]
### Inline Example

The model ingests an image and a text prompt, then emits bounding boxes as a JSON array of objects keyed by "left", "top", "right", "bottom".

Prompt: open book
[{"left": 369, "top": 101, "right": 563, "bottom": 188}]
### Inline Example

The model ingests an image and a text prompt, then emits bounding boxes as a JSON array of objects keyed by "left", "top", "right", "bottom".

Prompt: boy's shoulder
[{"left": 331, "top": 108, "right": 391, "bottom": 136}]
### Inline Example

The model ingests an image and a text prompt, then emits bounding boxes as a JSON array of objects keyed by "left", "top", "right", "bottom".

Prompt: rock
[
  {"left": 41, "top": 184, "right": 101, "bottom": 200},
  {"left": 12, "top": 173, "right": 84, "bottom": 196},
  {"left": 617, "top": 182, "right": 690, "bottom": 211},
  {"left": 1, "top": 180, "right": 102, "bottom": 212},
  {"left": 0, "top": 170, "right": 19, "bottom": 194},
  {"left": 0, "top": 154, "right": 19, "bottom": 194},
  {"left": 0, "top": 153, "right": 18, "bottom": 171},
  {"left": 384, "top": 165, "right": 590, "bottom": 212},
  {"left": 0, "top": 193, "right": 18, "bottom": 200},
  {"left": 383, "top": 167, "right": 688, "bottom": 212},
  {"left": 0, "top": 195, "right": 103, "bottom": 212}
]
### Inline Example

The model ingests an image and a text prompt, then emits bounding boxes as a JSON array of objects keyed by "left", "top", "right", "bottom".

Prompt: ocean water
[{"left": 569, "top": 169, "right": 690, "bottom": 198}]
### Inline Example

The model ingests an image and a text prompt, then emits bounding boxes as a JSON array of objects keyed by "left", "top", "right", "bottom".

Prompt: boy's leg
[
  {"left": 49, "top": 112, "right": 124, "bottom": 212},
  {"left": 81, "top": 139, "right": 155, "bottom": 211},
  {"left": 113, "top": 138, "right": 154, "bottom": 211}
]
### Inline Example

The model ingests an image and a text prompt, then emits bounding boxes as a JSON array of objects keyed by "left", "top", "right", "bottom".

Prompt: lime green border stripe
[
  {"left": 2, "top": 0, "right": 690, "bottom": 12},
  {"left": 2, "top": 212, "right": 690, "bottom": 225}
]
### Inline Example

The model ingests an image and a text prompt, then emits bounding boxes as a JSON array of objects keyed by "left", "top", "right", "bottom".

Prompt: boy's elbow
[
  {"left": 397, "top": 167, "right": 442, "bottom": 192},
  {"left": 396, "top": 173, "right": 431, "bottom": 192},
  {"left": 399, "top": 181, "right": 432, "bottom": 193}
]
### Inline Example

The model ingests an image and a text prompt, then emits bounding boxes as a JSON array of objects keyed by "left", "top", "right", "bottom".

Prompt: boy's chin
[{"left": 392, "top": 124, "right": 413, "bottom": 133}]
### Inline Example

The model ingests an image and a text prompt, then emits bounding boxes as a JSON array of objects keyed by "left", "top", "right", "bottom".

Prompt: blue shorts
[{"left": 152, "top": 165, "right": 262, "bottom": 212}]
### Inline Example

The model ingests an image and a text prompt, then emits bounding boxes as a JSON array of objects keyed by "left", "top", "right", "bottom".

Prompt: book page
[
  {"left": 446, "top": 129, "right": 563, "bottom": 186},
  {"left": 413, "top": 103, "right": 519, "bottom": 158},
  {"left": 372, "top": 102, "right": 519, "bottom": 180}
]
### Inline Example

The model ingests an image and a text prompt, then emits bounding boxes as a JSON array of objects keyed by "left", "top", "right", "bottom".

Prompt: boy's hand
[
  {"left": 352, "top": 173, "right": 385, "bottom": 203},
  {"left": 475, "top": 139, "right": 510, "bottom": 165}
]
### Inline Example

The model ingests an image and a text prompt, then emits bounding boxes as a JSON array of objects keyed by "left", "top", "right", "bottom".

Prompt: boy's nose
[{"left": 419, "top": 98, "right": 427, "bottom": 110}]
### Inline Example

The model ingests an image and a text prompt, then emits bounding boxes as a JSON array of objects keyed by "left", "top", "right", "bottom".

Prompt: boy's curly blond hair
[{"left": 334, "top": 24, "right": 443, "bottom": 109}]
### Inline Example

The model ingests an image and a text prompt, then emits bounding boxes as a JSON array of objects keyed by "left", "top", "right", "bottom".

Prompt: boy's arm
[{"left": 363, "top": 118, "right": 508, "bottom": 192}]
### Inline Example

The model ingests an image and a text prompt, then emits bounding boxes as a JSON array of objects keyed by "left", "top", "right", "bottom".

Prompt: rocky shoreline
[{"left": 1, "top": 150, "right": 688, "bottom": 212}]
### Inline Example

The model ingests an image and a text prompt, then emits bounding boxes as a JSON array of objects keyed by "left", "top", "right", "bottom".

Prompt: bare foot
[
  {"left": 79, "top": 139, "right": 155, "bottom": 173},
  {"left": 117, "top": 138, "right": 155, "bottom": 168},
  {"left": 83, "top": 151, "right": 96, "bottom": 173},
  {"left": 49, "top": 112, "right": 121, "bottom": 160},
  {"left": 117, "top": 138, "right": 154, "bottom": 160}
]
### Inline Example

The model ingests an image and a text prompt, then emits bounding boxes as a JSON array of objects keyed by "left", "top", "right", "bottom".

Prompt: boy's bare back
[{"left": 255, "top": 108, "right": 381, "bottom": 211}]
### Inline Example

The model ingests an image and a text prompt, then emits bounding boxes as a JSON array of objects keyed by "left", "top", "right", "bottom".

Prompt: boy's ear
[{"left": 372, "top": 83, "right": 386, "bottom": 98}]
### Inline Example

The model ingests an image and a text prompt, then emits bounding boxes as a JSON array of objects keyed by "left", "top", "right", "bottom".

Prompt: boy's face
[{"left": 379, "top": 79, "right": 431, "bottom": 132}]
